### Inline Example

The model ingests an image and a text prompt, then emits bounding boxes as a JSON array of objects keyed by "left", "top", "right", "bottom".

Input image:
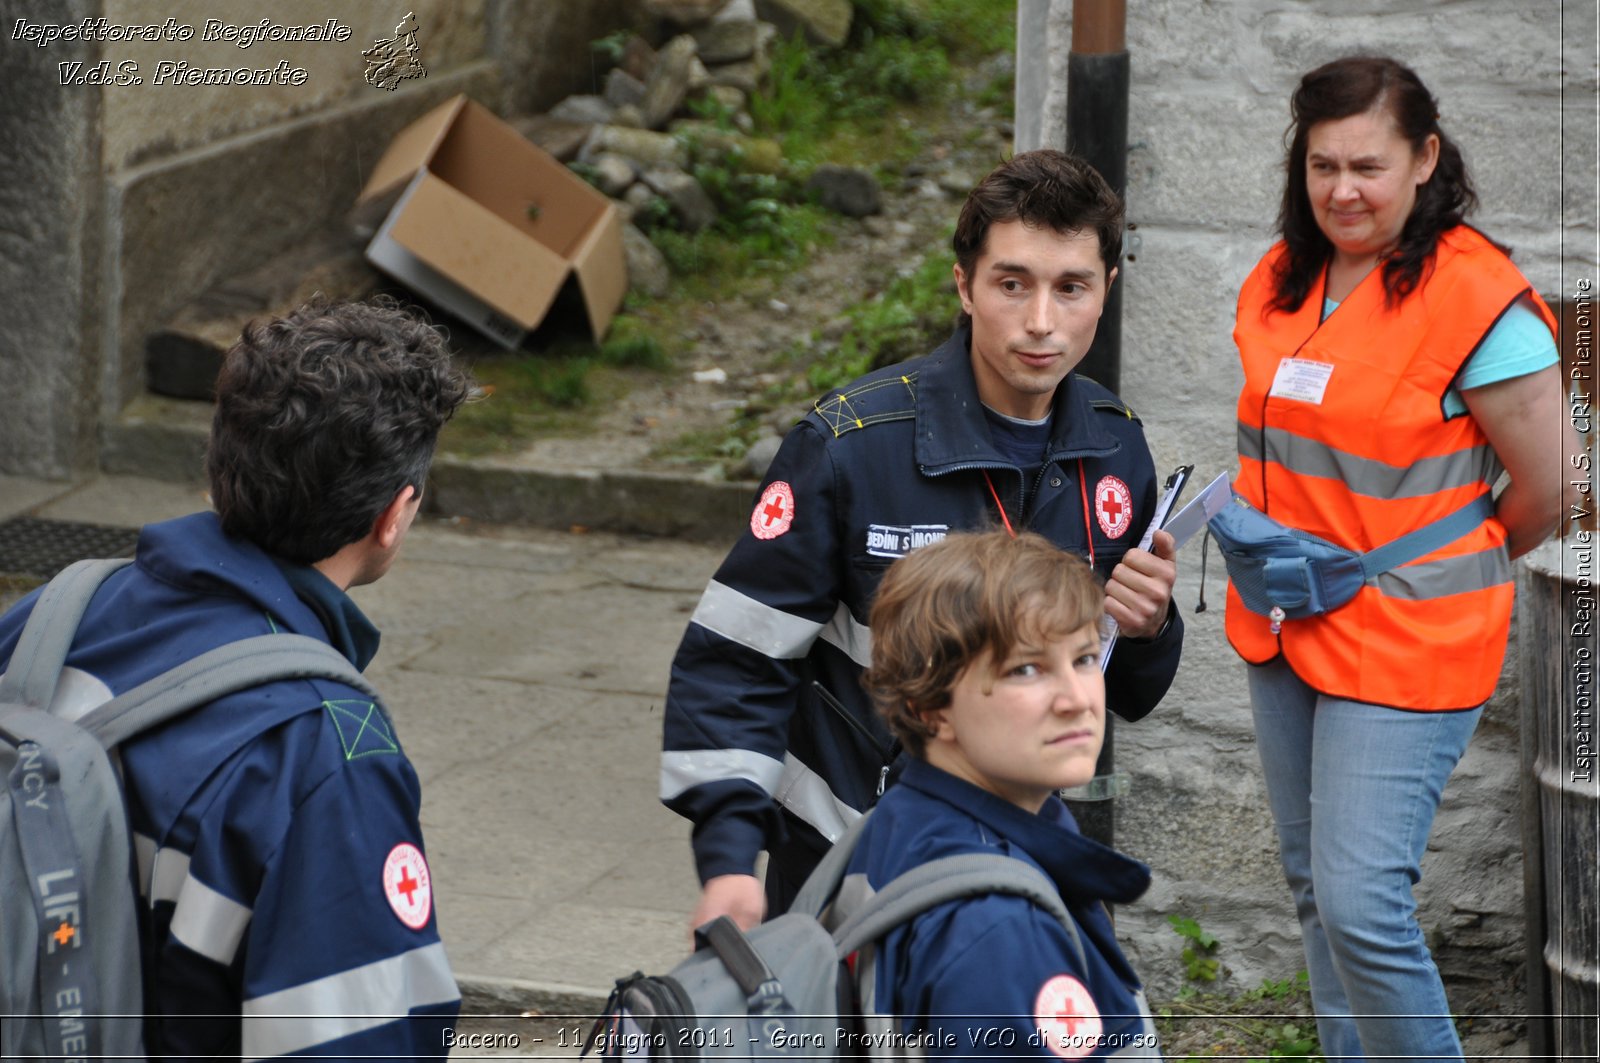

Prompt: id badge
[{"left": 1268, "top": 358, "right": 1335, "bottom": 404}]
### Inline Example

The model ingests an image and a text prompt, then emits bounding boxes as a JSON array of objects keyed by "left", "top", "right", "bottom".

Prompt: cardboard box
[{"left": 356, "top": 96, "right": 626, "bottom": 347}]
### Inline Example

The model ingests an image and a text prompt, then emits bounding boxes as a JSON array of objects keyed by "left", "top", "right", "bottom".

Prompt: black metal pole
[
  {"left": 1064, "top": 5, "right": 1128, "bottom": 396},
  {"left": 1063, "top": 0, "right": 1129, "bottom": 851}
]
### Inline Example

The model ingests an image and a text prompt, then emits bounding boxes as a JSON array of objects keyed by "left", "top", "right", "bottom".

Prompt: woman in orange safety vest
[{"left": 1227, "top": 56, "right": 1580, "bottom": 1063}]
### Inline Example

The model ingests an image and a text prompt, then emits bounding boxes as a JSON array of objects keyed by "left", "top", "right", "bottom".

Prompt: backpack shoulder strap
[
  {"left": 0, "top": 558, "right": 132, "bottom": 710},
  {"left": 77, "top": 633, "right": 379, "bottom": 750},
  {"left": 789, "top": 811, "right": 875, "bottom": 919},
  {"left": 832, "top": 853, "right": 1086, "bottom": 972}
]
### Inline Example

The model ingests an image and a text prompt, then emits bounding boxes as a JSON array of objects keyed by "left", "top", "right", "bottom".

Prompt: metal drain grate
[{"left": 0, "top": 516, "right": 139, "bottom": 582}]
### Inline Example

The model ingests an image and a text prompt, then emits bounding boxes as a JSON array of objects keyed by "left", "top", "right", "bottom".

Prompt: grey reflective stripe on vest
[
  {"left": 818, "top": 601, "right": 872, "bottom": 668},
  {"left": 1238, "top": 422, "right": 1499, "bottom": 499},
  {"left": 1372, "top": 544, "right": 1512, "bottom": 599},
  {"left": 660, "top": 748, "right": 785, "bottom": 800},
  {"left": 691, "top": 580, "right": 823, "bottom": 659},
  {"left": 170, "top": 872, "right": 254, "bottom": 965},
  {"left": 134, "top": 830, "right": 254, "bottom": 962},
  {"left": 775, "top": 752, "right": 862, "bottom": 843},
  {"left": 657, "top": 749, "right": 864, "bottom": 842},
  {"left": 240, "top": 940, "right": 457, "bottom": 1060}
]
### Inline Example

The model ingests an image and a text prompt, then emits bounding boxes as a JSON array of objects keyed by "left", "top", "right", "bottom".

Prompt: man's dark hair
[
  {"left": 952, "top": 149, "right": 1124, "bottom": 317},
  {"left": 1272, "top": 55, "right": 1486, "bottom": 313},
  {"left": 206, "top": 298, "right": 472, "bottom": 564}
]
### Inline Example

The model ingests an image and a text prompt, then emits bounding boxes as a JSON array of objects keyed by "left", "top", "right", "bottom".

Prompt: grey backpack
[
  {"left": 0, "top": 558, "right": 383, "bottom": 1062},
  {"left": 582, "top": 813, "right": 1090, "bottom": 1061}
]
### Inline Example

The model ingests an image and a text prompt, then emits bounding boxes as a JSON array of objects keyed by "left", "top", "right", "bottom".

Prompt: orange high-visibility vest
[{"left": 1227, "top": 227, "right": 1557, "bottom": 710}]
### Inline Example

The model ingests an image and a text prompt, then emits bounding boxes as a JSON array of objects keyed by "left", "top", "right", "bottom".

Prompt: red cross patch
[
  {"left": 751, "top": 481, "right": 795, "bottom": 540},
  {"left": 383, "top": 843, "right": 433, "bottom": 930},
  {"left": 1034, "top": 973, "right": 1104, "bottom": 1059},
  {"left": 1094, "top": 475, "right": 1133, "bottom": 539}
]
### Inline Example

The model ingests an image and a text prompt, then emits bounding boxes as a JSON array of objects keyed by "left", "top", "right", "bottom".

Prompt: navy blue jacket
[
  {"left": 0, "top": 513, "right": 458, "bottom": 1059},
  {"left": 844, "top": 759, "right": 1161, "bottom": 1060},
  {"left": 662, "top": 327, "right": 1184, "bottom": 887}
]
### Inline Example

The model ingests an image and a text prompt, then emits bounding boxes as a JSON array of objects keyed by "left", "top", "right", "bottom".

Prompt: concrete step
[{"left": 100, "top": 394, "right": 755, "bottom": 542}]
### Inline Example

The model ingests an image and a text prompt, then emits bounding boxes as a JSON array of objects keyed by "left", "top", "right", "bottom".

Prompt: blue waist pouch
[{"left": 1207, "top": 493, "right": 1495, "bottom": 622}]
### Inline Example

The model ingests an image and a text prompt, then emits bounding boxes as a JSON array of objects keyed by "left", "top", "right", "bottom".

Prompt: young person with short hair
[{"left": 845, "top": 528, "right": 1160, "bottom": 1061}]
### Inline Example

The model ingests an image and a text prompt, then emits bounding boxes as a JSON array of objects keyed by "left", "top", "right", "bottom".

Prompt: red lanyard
[{"left": 981, "top": 461, "right": 1096, "bottom": 568}]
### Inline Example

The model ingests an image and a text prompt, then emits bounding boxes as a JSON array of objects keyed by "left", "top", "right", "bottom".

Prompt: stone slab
[{"left": 0, "top": 477, "right": 75, "bottom": 522}]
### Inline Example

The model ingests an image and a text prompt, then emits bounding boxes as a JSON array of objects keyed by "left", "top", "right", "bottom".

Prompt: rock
[
  {"left": 705, "top": 84, "right": 747, "bottom": 113},
  {"left": 754, "top": 0, "right": 851, "bottom": 48},
  {"left": 706, "top": 55, "right": 769, "bottom": 94},
  {"left": 641, "top": 35, "right": 700, "bottom": 130},
  {"left": 612, "top": 104, "right": 646, "bottom": 129},
  {"left": 714, "top": 0, "right": 757, "bottom": 21},
  {"left": 590, "top": 153, "right": 639, "bottom": 198},
  {"left": 622, "top": 223, "right": 672, "bottom": 297},
  {"left": 693, "top": 367, "right": 728, "bottom": 383},
  {"left": 806, "top": 164, "right": 883, "bottom": 217},
  {"left": 861, "top": 216, "right": 892, "bottom": 238},
  {"left": 688, "top": 56, "right": 711, "bottom": 93},
  {"left": 693, "top": 19, "right": 766, "bottom": 64},
  {"left": 508, "top": 115, "right": 591, "bottom": 161},
  {"left": 741, "top": 434, "right": 784, "bottom": 479},
  {"left": 583, "top": 125, "right": 690, "bottom": 170},
  {"left": 623, "top": 182, "right": 658, "bottom": 215},
  {"left": 767, "top": 298, "right": 791, "bottom": 315},
  {"left": 549, "top": 94, "right": 615, "bottom": 126},
  {"left": 666, "top": 122, "right": 784, "bottom": 175},
  {"left": 620, "top": 35, "right": 657, "bottom": 81},
  {"left": 642, "top": 0, "right": 729, "bottom": 25},
  {"left": 938, "top": 170, "right": 978, "bottom": 196},
  {"left": 642, "top": 167, "right": 719, "bottom": 231},
  {"left": 731, "top": 135, "right": 783, "bottom": 174},
  {"left": 604, "top": 67, "right": 647, "bottom": 110}
]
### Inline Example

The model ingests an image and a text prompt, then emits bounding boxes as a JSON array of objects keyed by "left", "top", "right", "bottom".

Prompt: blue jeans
[{"left": 1248, "top": 659, "right": 1482, "bottom": 1063}]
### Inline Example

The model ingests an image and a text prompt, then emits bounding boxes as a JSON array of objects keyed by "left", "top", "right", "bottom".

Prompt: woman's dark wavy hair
[
  {"left": 1272, "top": 55, "right": 1484, "bottom": 313},
  {"left": 953, "top": 149, "right": 1123, "bottom": 325},
  {"left": 206, "top": 297, "right": 471, "bottom": 564}
]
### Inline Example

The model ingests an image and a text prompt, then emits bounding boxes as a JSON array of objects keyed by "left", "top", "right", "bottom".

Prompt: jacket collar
[
  {"left": 898, "top": 758, "right": 1150, "bottom": 906},
  {"left": 137, "top": 512, "right": 375, "bottom": 670},
  {"left": 913, "top": 326, "right": 1122, "bottom": 474}
]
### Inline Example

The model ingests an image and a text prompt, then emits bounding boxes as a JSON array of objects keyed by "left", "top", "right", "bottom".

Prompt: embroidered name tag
[
  {"left": 865, "top": 523, "right": 948, "bottom": 558},
  {"left": 1269, "top": 358, "right": 1335, "bottom": 404}
]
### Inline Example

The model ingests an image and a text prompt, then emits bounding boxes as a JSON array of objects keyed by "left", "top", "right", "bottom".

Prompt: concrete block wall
[
  {"left": 0, "top": 0, "right": 633, "bottom": 480},
  {"left": 1018, "top": 0, "right": 1598, "bottom": 1007}
]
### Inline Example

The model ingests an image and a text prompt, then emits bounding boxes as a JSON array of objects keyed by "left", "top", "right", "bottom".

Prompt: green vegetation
[
  {"left": 1154, "top": 917, "right": 1324, "bottom": 1062},
  {"left": 442, "top": 0, "right": 1016, "bottom": 460},
  {"left": 802, "top": 241, "right": 961, "bottom": 392}
]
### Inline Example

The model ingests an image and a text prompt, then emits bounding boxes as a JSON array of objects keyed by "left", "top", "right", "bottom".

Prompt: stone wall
[
  {"left": 1016, "top": 0, "right": 1598, "bottom": 1012},
  {"left": 0, "top": 0, "right": 632, "bottom": 479}
]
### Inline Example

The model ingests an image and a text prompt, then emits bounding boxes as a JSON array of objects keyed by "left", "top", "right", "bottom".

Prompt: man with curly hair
[{"left": 0, "top": 299, "right": 472, "bottom": 1059}]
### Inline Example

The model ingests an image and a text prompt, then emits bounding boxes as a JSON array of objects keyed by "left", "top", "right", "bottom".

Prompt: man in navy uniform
[
  {"left": 0, "top": 299, "right": 470, "bottom": 1058},
  {"left": 662, "top": 151, "right": 1183, "bottom": 932}
]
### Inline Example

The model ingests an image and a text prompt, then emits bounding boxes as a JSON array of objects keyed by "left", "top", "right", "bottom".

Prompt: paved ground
[{"left": 1, "top": 472, "right": 722, "bottom": 1048}]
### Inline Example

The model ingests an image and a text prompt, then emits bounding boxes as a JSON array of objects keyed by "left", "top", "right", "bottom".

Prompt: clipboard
[{"left": 1098, "top": 465, "right": 1192, "bottom": 670}]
